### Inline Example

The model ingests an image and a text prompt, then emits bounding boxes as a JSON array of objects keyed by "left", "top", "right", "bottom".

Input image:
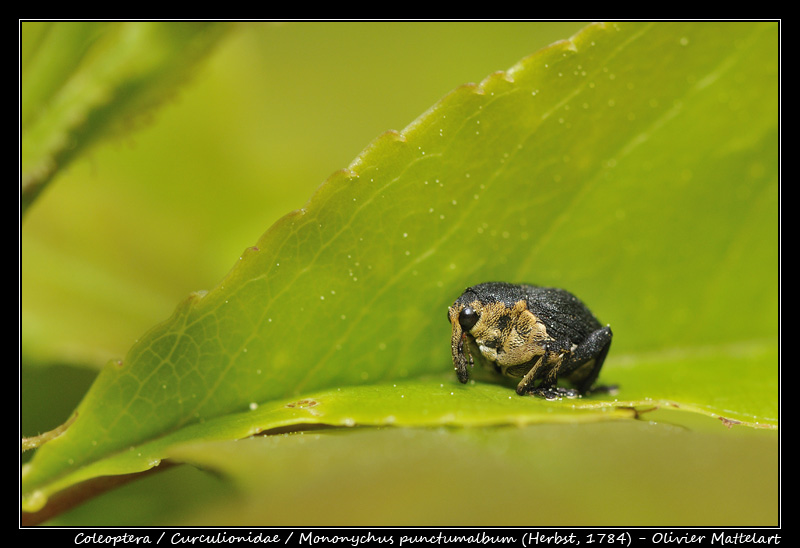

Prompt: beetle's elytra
[{"left": 448, "top": 282, "right": 614, "bottom": 399}]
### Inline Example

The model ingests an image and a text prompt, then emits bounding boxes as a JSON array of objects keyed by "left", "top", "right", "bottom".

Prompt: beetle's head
[
  {"left": 449, "top": 285, "right": 504, "bottom": 382},
  {"left": 450, "top": 284, "right": 546, "bottom": 381}
]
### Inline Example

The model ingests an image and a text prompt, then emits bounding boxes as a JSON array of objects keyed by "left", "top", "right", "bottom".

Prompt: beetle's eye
[{"left": 458, "top": 307, "right": 479, "bottom": 331}]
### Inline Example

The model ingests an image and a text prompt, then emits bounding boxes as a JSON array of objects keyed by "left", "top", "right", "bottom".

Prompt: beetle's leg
[
  {"left": 529, "top": 344, "right": 582, "bottom": 399},
  {"left": 515, "top": 341, "right": 563, "bottom": 395},
  {"left": 559, "top": 325, "right": 613, "bottom": 395},
  {"left": 514, "top": 353, "right": 547, "bottom": 395}
]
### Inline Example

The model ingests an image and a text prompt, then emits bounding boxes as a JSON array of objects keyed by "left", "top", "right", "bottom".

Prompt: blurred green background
[{"left": 20, "top": 22, "right": 778, "bottom": 526}]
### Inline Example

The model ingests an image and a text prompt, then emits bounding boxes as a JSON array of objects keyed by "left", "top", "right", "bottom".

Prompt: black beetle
[{"left": 448, "top": 282, "right": 614, "bottom": 399}]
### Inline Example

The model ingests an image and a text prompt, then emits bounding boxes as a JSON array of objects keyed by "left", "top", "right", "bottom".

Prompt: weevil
[{"left": 448, "top": 282, "right": 614, "bottom": 399}]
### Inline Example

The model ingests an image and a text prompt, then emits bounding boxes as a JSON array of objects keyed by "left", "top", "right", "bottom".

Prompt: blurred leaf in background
[{"left": 20, "top": 21, "right": 778, "bottom": 526}]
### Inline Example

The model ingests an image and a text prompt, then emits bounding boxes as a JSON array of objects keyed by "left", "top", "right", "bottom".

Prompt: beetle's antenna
[
  {"left": 450, "top": 306, "right": 470, "bottom": 383},
  {"left": 456, "top": 333, "right": 471, "bottom": 383}
]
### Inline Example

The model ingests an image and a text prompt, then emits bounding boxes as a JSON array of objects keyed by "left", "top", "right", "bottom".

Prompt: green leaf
[
  {"left": 20, "top": 21, "right": 230, "bottom": 214},
  {"left": 21, "top": 21, "right": 778, "bottom": 522},
  {"left": 19, "top": 22, "right": 586, "bottom": 370}
]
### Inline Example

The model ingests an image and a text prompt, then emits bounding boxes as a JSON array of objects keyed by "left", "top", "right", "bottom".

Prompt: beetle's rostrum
[{"left": 448, "top": 282, "right": 614, "bottom": 399}]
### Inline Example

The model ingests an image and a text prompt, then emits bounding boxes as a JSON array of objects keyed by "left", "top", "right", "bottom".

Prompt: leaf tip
[{"left": 21, "top": 412, "right": 78, "bottom": 453}]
